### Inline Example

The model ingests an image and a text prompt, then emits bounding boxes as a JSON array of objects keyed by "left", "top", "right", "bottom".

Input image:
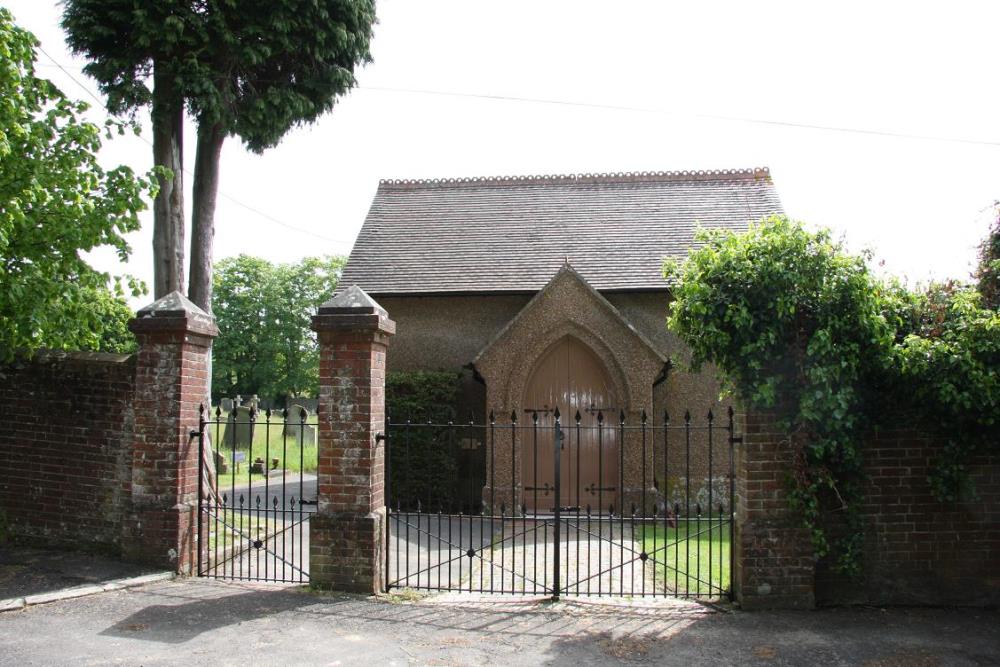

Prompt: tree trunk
[
  {"left": 188, "top": 122, "right": 226, "bottom": 313},
  {"left": 151, "top": 65, "right": 185, "bottom": 298}
]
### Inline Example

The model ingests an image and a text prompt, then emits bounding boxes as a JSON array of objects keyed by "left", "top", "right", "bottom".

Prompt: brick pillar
[
  {"left": 733, "top": 411, "right": 816, "bottom": 609},
  {"left": 125, "top": 291, "right": 217, "bottom": 573},
  {"left": 310, "top": 286, "right": 395, "bottom": 593}
]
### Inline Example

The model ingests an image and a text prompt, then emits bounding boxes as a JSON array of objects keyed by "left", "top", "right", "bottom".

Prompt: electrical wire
[{"left": 35, "top": 45, "right": 354, "bottom": 248}]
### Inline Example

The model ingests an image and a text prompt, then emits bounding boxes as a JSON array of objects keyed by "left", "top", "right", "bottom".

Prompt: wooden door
[{"left": 521, "top": 337, "right": 618, "bottom": 511}]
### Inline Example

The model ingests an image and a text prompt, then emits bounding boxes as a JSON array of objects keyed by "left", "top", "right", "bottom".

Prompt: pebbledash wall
[{"left": 0, "top": 350, "right": 136, "bottom": 551}]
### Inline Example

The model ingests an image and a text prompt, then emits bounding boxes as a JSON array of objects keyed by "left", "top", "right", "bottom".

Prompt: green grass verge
[
  {"left": 639, "top": 519, "right": 731, "bottom": 597},
  {"left": 205, "top": 509, "right": 283, "bottom": 553}
]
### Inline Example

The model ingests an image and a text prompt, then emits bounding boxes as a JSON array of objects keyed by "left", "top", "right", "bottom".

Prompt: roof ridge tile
[{"left": 378, "top": 167, "right": 771, "bottom": 190}]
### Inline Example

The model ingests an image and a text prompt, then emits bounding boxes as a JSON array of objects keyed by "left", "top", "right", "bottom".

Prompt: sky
[{"left": 7, "top": 1, "right": 1000, "bottom": 306}]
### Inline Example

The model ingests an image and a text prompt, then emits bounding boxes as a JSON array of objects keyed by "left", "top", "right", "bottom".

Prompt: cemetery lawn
[
  {"left": 205, "top": 508, "right": 283, "bottom": 553},
  {"left": 638, "top": 519, "right": 730, "bottom": 597},
  {"left": 208, "top": 412, "right": 318, "bottom": 490}
]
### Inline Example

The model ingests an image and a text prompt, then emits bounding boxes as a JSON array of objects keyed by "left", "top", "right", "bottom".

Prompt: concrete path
[{"left": 0, "top": 578, "right": 996, "bottom": 665}]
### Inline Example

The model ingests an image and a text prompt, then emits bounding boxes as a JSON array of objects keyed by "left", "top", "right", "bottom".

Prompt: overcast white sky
[{"left": 7, "top": 1, "right": 1000, "bottom": 305}]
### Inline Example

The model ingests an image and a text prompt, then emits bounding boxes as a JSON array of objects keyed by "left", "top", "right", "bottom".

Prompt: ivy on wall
[{"left": 665, "top": 215, "right": 999, "bottom": 574}]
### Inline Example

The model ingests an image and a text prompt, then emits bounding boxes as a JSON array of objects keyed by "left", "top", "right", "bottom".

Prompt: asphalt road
[{"left": 1, "top": 578, "right": 997, "bottom": 666}]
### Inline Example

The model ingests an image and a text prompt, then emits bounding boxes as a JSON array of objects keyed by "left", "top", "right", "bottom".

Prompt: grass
[
  {"left": 639, "top": 518, "right": 731, "bottom": 597},
  {"left": 205, "top": 412, "right": 319, "bottom": 489},
  {"left": 204, "top": 508, "right": 283, "bottom": 553}
]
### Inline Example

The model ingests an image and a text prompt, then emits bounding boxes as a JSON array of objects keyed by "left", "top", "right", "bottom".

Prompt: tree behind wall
[
  {"left": 0, "top": 9, "right": 152, "bottom": 360},
  {"left": 62, "top": 0, "right": 196, "bottom": 298},
  {"left": 211, "top": 255, "right": 345, "bottom": 401},
  {"left": 62, "top": 1, "right": 378, "bottom": 310},
  {"left": 976, "top": 205, "right": 1000, "bottom": 310}
]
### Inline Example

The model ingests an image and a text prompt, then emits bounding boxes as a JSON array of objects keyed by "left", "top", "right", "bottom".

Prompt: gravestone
[
  {"left": 221, "top": 405, "right": 255, "bottom": 448},
  {"left": 213, "top": 450, "right": 229, "bottom": 474},
  {"left": 219, "top": 397, "right": 234, "bottom": 413},
  {"left": 286, "top": 396, "right": 318, "bottom": 414},
  {"left": 243, "top": 395, "right": 260, "bottom": 411},
  {"left": 284, "top": 404, "right": 316, "bottom": 446}
]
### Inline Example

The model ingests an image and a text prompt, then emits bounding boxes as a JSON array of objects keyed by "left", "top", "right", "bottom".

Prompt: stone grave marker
[
  {"left": 221, "top": 405, "right": 254, "bottom": 448},
  {"left": 284, "top": 404, "right": 316, "bottom": 446},
  {"left": 219, "top": 397, "right": 234, "bottom": 413}
]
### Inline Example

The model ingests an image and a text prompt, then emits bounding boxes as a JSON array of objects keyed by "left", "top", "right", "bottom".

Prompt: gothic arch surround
[{"left": 472, "top": 265, "right": 668, "bottom": 510}]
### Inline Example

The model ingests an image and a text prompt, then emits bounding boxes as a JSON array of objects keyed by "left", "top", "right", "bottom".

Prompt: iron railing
[
  {"left": 195, "top": 403, "right": 316, "bottom": 583},
  {"left": 385, "top": 407, "right": 738, "bottom": 600}
]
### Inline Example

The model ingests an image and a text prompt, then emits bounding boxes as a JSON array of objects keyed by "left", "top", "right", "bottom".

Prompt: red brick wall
[
  {"left": 736, "top": 412, "right": 1000, "bottom": 608},
  {"left": 310, "top": 328, "right": 390, "bottom": 592},
  {"left": 0, "top": 351, "right": 136, "bottom": 552},
  {"left": 816, "top": 427, "right": 1000, "bottom": 606},
  {"left": 733, "top": 412, "right": 816, "bottom": 609}
]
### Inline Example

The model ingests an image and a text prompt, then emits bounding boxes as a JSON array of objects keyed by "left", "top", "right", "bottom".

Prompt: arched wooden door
[{"left": 521, "top": 337, "right": 618, "bottom": 512}]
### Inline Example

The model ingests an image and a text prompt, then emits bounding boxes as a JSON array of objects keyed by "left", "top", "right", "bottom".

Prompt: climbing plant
[{"left": 664, "top": 215, "right": 999, "bottom": 574}]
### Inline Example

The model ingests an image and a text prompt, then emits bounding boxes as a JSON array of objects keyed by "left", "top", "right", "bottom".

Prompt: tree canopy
[
  {"left": 0, "top": 9, "right": 152, "bottom": 360},
  {"left": 62, "top": 0, "right": 378, "bottom": 310},
  {"left": 976, "top": 205, "right": 1000, "bottom": 309},
  {"left": 665, "top": 215, "right": 999, "bottom": 573},
  {"left": 212, "top": 254, "right": 346, "bottom": 401}
]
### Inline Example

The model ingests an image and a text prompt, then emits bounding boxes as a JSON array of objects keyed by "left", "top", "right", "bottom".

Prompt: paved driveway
[{"left": 1, "top": 578, "right": 997, "bottom": 666}]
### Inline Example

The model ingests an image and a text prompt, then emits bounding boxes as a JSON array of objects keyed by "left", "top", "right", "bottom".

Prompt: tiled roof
[{"left": 341, "top": 168, "right": 784, "bottom": 294}]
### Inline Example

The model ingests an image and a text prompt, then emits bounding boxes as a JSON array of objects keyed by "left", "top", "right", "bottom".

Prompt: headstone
[
  {"left": 286, "top": 396, "right": 318, "bottom": 414},
  {"left": 243, "top": 395, "right": 259, "bottom": 411},
  {"left": 213, "top": 450, "right": 229, "bottom": 474},
  {"left": 221, "top": 405, "right": 255, "bottom": 448},
  {"left": 283, "top": 405, "right": 316, "bottom": 445},
  {"left": 220, "top": 397, "right": 234, "bottom": 413}
]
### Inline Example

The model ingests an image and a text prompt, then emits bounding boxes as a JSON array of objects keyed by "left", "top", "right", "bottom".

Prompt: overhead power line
[
  {"left": 37, "top": 50, "right": 1000, "bottom": 148},
  {"left": 35, "top": 45, "right": 353, "bottom": 249},
  {"left": 357, "top": 85, "right": 1000, "bottom": 148}
]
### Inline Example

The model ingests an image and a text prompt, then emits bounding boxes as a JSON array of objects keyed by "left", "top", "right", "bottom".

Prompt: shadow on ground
[
  {"left": 0, "top": 546, "right": 161, "bottom": 599},
  {"left": 100, "top": 581, "right": 709, "bottom": 645}
]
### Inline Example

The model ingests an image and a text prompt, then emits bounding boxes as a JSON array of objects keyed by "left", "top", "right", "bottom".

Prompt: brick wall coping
[{"left": 128, "top": 291, "right": 218, "bottom": 338}]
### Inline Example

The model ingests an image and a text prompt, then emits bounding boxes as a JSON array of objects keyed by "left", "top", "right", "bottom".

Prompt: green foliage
[
  {"left": 895, "top": 283, "right": 1000, "bottom": 500},
  {"left": 0, "top": 9, "right": 151, "bottom": 361},
  {"left": 211, "top": 254, "right": 345, "bottom": 401},
  {"left": 665, "top": 215, "right": 999, "bottom": 574},
  {"left": 976, "top": 206, "right": 1000, "bottom": 310},
  {"left": 62, "top": 0, "right": 377, "bottom": 150},
  {"left": 386, "top": 371, "right": 463, "bottom": 510}
]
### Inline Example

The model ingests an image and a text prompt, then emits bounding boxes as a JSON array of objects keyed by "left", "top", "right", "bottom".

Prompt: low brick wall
[
  {"left": 816, "top": 427, "right": 1000, "bottom": 606},
  {"left": 736, "top": 412, "right": 1000, "bottom": 608},
  {"left": 0, "top": 351, "right": 136, "bottom": 552}
]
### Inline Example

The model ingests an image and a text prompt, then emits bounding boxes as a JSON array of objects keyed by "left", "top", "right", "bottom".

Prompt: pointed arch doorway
[{"left": 521, "top": 336, "right": 619, "bottom": 512}]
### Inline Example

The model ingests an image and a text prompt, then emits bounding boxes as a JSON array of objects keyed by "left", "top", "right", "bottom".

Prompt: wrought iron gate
[
  {"left": 385, "top": 408, "right": 737, "bottom": 599},
  {"left": 195, "top": 404, "right": 315, "bottom": 583}
]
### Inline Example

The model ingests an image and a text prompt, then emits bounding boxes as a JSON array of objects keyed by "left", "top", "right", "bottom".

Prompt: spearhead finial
[{"left": 553, "top": 406, "right": 560, "bottom": 421}]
